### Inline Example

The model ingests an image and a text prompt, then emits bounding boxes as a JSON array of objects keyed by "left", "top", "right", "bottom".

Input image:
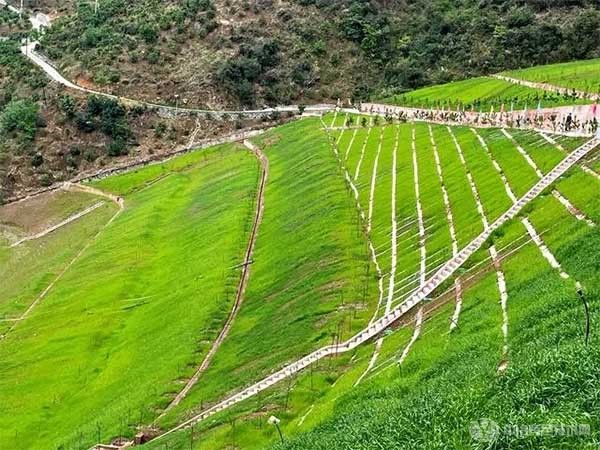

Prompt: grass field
[
  {"left": 504, "top": 59, "right": 600, "bottom": 95},
  {"left": 262, "top": 117, "right": 600, "bottom": 449},
  {"left": 2, "top": 112, "right": 599, "bottom": 450},
  {"left": 158, "top": 118, "right": 376, "bottom": 429},
  {"left": 0, "top": 190, "right": 117, "bottom": 321},
  {"left": 130, "top": 116, "right": 600, "bottom": 450},
  {"left": 382, "top": 76, "right": 590, "bottom": 111},
  {"left": 0, "top": 144, "right": 261, "bottom": 449}
]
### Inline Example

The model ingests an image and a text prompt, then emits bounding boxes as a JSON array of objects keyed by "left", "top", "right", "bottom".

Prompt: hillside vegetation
[
  {"left": 504, "top": 58, "right": 600, "bottom": 94},
  {"left": 27, "top": 0, "right": 600, "bottom": 107}
]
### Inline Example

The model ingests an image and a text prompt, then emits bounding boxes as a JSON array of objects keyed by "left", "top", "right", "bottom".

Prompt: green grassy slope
[
  {"left": 159, "top": 118, "right": 376, "bottom": 429},
  {"left": 139, "top": 118, "right": 595, "bottom": 450},
  {"left": 267, "top": 158, "right": 600, "bottom": 450},
  {"left": 503, "top": 59, "right": 600, "bottom": 95},
  {"left": 0, "top": 190, "right": 115, "bottom": 320},
  {"left": 382, "top": 76, "right": 590, "bottom": 111},
  {"left": 0, "top": 144, "right": 260, "bottom": 449}
]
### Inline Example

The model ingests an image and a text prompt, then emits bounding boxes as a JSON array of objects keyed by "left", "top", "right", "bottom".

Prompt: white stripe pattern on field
[
  {"left": 355, "top": 126, "right": 401, "bottom": 385},
  {"left": 398, "top": 308, "right": 424, "bottom": 365},
  {"left": 344, "top": 129, "right": 358, "bottom": 162},
  {"left": 502, "top": 129, "right": 595, "bottom": 227},
  {"left": 150, "top": 134, "right": 599, "bottom": 445},
  {"left": 449, "top": 128, "right": 509, "bottom": 356},
  {"left": 367, "top": 129, "right": 384, "bottom": 234},
  {"left": 429, "top": 126, "right": 463, "bottom": 330},
  {"left": 473, "top": 129, "right": 574, "bottom": 280},
  {"left": 540, "top": 132, "right": 600, "bottom": 181},
  {"left": 354, "top": 127, "right": 373, "bottom": 181}
]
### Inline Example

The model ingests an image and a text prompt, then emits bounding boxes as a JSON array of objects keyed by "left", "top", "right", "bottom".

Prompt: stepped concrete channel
[{"left": 148, "top": 136, "right": 600, "bottom": 445}]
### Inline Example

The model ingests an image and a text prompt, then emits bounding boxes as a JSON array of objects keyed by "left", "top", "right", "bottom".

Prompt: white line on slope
[
  {"left": 552, "top": 191, "right": 595, "bottom": 227},
  {"left": 354, "top": 127, "right": 373, "bottom": 181},
  {"left": 501, "top": 129, "right": 544, "bottom": 178},
  {"left": 398, "top": 308, "right": 424, "bottom": 365},
  {"left": 355, "top": 126, "right": 401, "bottom": 386},
  {"left": 384, "top": 137, "right": 410, "bottom": 301},
  {"left": 502, "top": 129, "right": 594, "bottom": 227},
  {"left": 336, "top": 114, "right": 349, "bottom": 145},
  {"left": 430, "top": 125, "right": 458, "bottom": 257},
  {"left": 151, "top": 137, "right": 599, "bottom": 442},
  {"left": 449, "top": 128, "right": 509, "bottom": 359},
  {"left": 540, "top": 132, "right": 600, "bottom": 182},
  {"left": 393, "top": 126, "right": 427, "bottom": 365},
  {"left": 521, "top": 218, "right": 570, "bottom": 279},
  {"left": 344, "top": 129, "right": 358, "bottom": 162},
  {"left": 320, "top": 119, "right": 386, "bottom": 387},
  {"left": 297, "top": 405, "right": 314, "bottom": 427},
  {"left": 489, "top": 245, "right": 509, "bottom": 364},
  {"left": 428, "top": 125, "right": 462, "bottom": 330},
  {"left": 471, "top": 129, "right": 518, "bottom": 203},
  {"left": 475, "top": 131, "right": 577, "bottom": 278},
  {"left": 330, "top": 110, "right": 338, "bottom": 128},
  {"left": 474, "top": 129, "right": 582, "bottom": 362},
  {"left": 367, "top": 129, "right": 384, "bottom": 234},
  {"left": 448, "top": 127, "right": 490, "bottom": 228},
  {"left": 412, "top": 127, "right": 427, "bottom": 287},
  {"left": 9, "top": 201, "right": 104, "bottom": 247}
]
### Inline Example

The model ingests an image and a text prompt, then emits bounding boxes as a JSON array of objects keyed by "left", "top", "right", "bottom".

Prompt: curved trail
[
  {"left": 20, "top": 41, "right": 333, "bottom": 119},
  {"left": 1, "top": 183, "right": 124, "bottom": 338},
  {"left": 158, "top": 139, "right": 269, "bottom": 417}
]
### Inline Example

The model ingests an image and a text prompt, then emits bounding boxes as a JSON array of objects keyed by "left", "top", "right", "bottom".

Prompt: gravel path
[
  {"left": 9, "top": 201, "right": 104, "bottom": 248},
  {"left": 158, "top": 139, "right": 269, "bottom": 416}
]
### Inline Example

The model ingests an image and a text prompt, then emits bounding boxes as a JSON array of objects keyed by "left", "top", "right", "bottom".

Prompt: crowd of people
[{"left": 360, "top": 103, "right": 599, "bottom": 136}]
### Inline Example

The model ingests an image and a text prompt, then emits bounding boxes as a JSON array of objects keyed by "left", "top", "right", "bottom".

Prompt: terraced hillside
[
  {"left": 503, "top": 59, "right": 600, "bottom": 96},
  {"left": 3, "top": 112, "right": 598, "bottom": 449},
  {"left": 103, "top": 115, "right": 599, "bottom": 450},
  {"left": 382, "top": 76, "right": 591, "bottom": 112}
]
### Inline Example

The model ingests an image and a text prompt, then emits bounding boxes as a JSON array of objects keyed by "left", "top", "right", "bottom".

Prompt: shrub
[{"left": 0, "top": 99, "right": 39, "bottom": 142}]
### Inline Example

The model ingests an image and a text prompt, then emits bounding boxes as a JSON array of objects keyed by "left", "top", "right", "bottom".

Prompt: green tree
[{"left": 0, "top": 99, "right": 39, "bottom": 143}]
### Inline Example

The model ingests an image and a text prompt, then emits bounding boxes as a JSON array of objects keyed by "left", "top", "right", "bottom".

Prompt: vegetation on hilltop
[{"left": 30, "top": 0, "right": 600, "bottom": 107}]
